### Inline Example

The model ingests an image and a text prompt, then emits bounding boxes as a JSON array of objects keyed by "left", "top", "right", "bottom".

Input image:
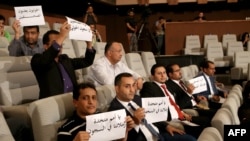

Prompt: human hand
[
  {"left": 197, "top": 95, "right": 207, "bottom": 101},
  {"left": 12, "top": 20, "right": 21, "bottom": 35},
  {"left": 212, "top": 95, "right": 220, "bottom": 102},
  {"left": 133, "top": 108, "right": 145, "bottom": 124},
  {"left": 186, "top": 83, "right": 195, "bottom": 94},
  {"left": 183, "top": 113, "right": 192, "bottom": 121},
  {"left": 59, "top": 21, "right": 70, "bottom": 39},
  {"left": 73, "top": 131, "right": 90, "bottom": 141},
  {"left": 166, "top": 125, "right": 185, "bottom": 136},
  {"left": 126, "top": 116, "right": 135, "bottom": 131}
]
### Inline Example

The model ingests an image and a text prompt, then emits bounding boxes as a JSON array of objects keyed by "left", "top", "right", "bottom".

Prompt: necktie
[
  {"left": 128, "top": 102, "right": 163, "bottom": 141},
  {"left": 179, "top": 80, "right": 187, "bottom": 92},
  {"left": 161, "top": 84, "right": 185, "bottom": 120}
]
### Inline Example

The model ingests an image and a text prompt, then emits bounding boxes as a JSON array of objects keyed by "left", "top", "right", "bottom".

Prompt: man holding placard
[
  {"left": 8, "top": 5, "right": 45, "bottom": 56},
  {"left": 31, "top": 21, "right": 96, "bottom": 99},
  {"left": 140, "top": 64, "right": 209, "bottom": 139},
  {"left": 57, "top": 82, "right": 135, "bottom": 141},
  {"left": 165, "top": 63, "right": 216, "bottom": 121},
  {"left": 195, "top": 60, "right": 228, "bottom": 110},
  {"left": 109, "top": 72, "right": 196, "bottom": 141}
]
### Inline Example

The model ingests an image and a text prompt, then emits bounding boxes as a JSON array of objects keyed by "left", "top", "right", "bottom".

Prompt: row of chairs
[
  {"left": 184, "top": 34, "right": 249, "bottom": 56},
  {"left": 198, "top": 84, "right": 243, "bottom": 141}
]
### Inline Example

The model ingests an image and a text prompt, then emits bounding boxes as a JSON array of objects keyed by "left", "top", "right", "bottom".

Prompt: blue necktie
[{"left": 128, "top": 102, "right": 163, "bottom": 141}]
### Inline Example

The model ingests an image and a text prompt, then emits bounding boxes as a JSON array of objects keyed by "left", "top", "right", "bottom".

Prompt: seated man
[
  {"left": 31, "top": 21, "right": 96, "bottom": 99},
  {"left": 88, "top": 41, "right": 144, "bottom": 89},
  {"left": 195, "top": 60, "right": 227, "bottom": 110},
  {"left": 108, "top": 72, "right": 196, "bottom": 141},
  {"left": 57, "top": 82, "right": 134, "bottom": 141},
  {"left": 0, "top": 14, "right": 11, "bottom": 41},
  {"left": 165, "top": 63, "right": 216, "bottom": 121},
  {"left": 8, "top": 20, "right": 44, "bottom": 56},
  {"left": 140, "top": 64, "right": 210, "bottom": 139}
]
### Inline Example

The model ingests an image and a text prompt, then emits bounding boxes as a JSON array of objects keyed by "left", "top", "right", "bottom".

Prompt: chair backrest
[
  {"left": 0, "top": 56, "right": 39, "bottom": 106},
  {"left": 203, "top": 34, "right": 219, "bottom": 48},
  {"left": 125, "top": 53, "right": 148, "bottom": 81},
  {"left": 8, "top": 17, "right": 16, "bottom": 26},
  {"left": 197, "top": 127, "right": 223, "bottom": 141},
  {"left": 52, "top": 23, "right": 62, "bottom": 32},
  {"left": 206, "top": 42, "right": 230, "bottom": 67},
  {"left": 225, "top": 41, "right": 244, "bottom": 66},
  {"left": 0, "top": 37, "right": 10, "bottom": 56},
  {"left": 39, "top": 21, "right": 51, "bottom": 38},
  {"left": 82, "top": 53, "right": 104, "bottom": 82},
  {"left": 211, "top": 108, "right": 235, "bottom": 139},
  {"left": 222, "top": 34, "right": 237, "bottom": 48},
  {"left": 93, "top": 42, "right": 107, "bottom": 55},
  {"left": 28, "top": 92, "right": 74, "bottom": 141},
  {"left": 71, "top": 40, "right": 87, "bottom": 57},
  {"left": 141, "top": 51, "right": 156, "bottom": 77},
  {"left": 185, "top": 35, "right": 201, "bottom": 49},
  {"left": 62, "top": 38, "right": 76, "bottom": 58},
  {"left": 221, "top": 96, "right": 240, "bottom": 124},
  {"left": 0, "top": 111, "right": 15, "bottom": 141},
  {"left": 180, "top": 66, "right": 193, "bottom": 82},
  {"left": 4, "top": 25, "right": 23, "bottom": 41},
  {"left": 96, "top": 84, "right": 116, "bottom": 112},
  {"left": 234, "top": 51, "right": 250, "bottom": 74}
]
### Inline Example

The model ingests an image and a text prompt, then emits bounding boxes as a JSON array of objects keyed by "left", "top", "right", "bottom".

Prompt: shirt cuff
[{"left": 52, "top": 41, "right": 61, "bottom": 51}]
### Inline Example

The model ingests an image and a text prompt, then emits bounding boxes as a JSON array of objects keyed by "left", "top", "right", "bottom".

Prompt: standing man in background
[
  {"left": 83, "top": 5, "right": 98, "bottom": 25},
  {"left": 125, "top": 9, "right": 138, "bottom": 52},
  {"left": 155, "top": 16, "right": 166, "bottom": 55}
]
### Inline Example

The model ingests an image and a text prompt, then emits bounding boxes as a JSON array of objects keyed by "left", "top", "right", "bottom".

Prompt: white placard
[
  {"left": 188, "top": 76, "right": 207, "bottom": 94},
  {"left": 142, "top": 97, "right": 168, "bottom": 123},
  {"left": 14, "top": 5, "right": 45, "bottom": 26},
  {"left": 86, "top": 109, "right": 126, "bottom": 141},
  {"left": 66, "top": 16, "right": 92, "bottom": 41}
]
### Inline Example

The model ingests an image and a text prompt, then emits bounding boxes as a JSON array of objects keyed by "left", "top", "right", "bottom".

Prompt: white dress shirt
[{"left": 88, "top": 56, "right": 141, "bottom": 86}]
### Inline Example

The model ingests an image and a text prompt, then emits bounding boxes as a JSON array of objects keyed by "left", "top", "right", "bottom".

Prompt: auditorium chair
[
  {"left": 0, "top": 37, "right": 10, "bottom": 56},
  {"left": 93, "top": 42, "right": 106, "bottom": 55},
  {"left": 197, "top": 127, "right": 223, "bottom": 141},
  {"left": 0, "top": 111, "right": 15, "bottom": 141},
  {"left": 225, "top": 41, "right": 244, "bottom": 66},
  {"left": 71, "top": 40, "right": 87, "bottom": 57},
  {"left": 184, "top": 35, "right": 204, "bottom": 55},
  {"left": 0, "top": 56, "right": 39, "bottom": 106},
  {"left": 230, "top": 51, "right": 250, "bottom": 80},
  {"left": 203, "top": 34, "right": 219, "bottom": 48},
  {"left": 28, "top": 92, "right": 74, "bottom": 141},
  {"left": 141, "top": 51, "right": 156, "bottom": 81},
  {"left": 125, "top": 52, "right": 149, "bottom": 81}
]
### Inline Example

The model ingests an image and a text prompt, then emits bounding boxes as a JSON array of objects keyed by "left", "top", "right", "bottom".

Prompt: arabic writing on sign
[
  {"left": 188, "top": 76, "right": 207, "bottom": 94},
  {"left": 142, "top": 97, "right": 169, "bottom": 123},
  {"left": 14, "top": 5, "right": 45, "bottom": 26},
  {"left": 66, "top": 16, "right": 92, "bottom": 41},
  {"left": 86, "top": 109, "right": 126, "bottom": 141}
]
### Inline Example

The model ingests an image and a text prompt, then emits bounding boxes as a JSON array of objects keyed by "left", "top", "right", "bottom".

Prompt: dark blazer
[
  {"left": 166, "top": 79, "right": 193, "bottom": 109},
  {"left": 195, "top": 73, "right": 223, "bottom": 99},
  {"left": 108, "top": 95, "right": 167, "bottom": 141},
  {"left": 31, "top": 43, "right": 96, "bottom": 99}
]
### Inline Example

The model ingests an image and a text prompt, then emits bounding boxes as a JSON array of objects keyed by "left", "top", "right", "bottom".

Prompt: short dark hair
[
  {"left": 104, "top": 41, "right": 116, "bottom": 55},
  {"left": 150, "top": 63, "right": 165, "bottom": 75},
  {"left": 0, "top": 14, "right": 5, "bottom": 22},
  {"left": 42, "top": 30, "right": 59, "bottom": 45},
  {"left": 199, "top": 60, "right": 214, "bottom": 69},
  {"left": 73, "top": 82, "right": 97, "bottom": 100},
  {"left": 165, "top": 63, "right": 178, "bottom": 77},
  {"left": 23, "top": 25, "right": 39, "bottom": 33},
  {"left": 114, "top": 72, "right": 133, "bottom": 86}
]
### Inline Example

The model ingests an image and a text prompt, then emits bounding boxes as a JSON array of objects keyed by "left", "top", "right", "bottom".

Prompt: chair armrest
[{"left": 183, "top": 108, "right": 199, "bottom": 116}]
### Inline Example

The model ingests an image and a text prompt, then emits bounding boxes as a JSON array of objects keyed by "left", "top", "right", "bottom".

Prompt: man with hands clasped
[{"left": 83, "top": 5, "right": 98, "bottom": 25}]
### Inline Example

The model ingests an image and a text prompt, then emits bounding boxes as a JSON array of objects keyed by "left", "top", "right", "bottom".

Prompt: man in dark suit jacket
[
  {"left": 140, "top": 64, "right": 210, "bottom": 139},
  {"left": 31, "top": 22, "right": 96, "bottom": 99},
  {"left": 195, "top": 60, "right": 227, "bottom": 110},
  {"left": 165, "top": 63, "right": 216, "bottom": 120},
  {"left": 108, "top": 72, "right": 196, "bottom": 141}
]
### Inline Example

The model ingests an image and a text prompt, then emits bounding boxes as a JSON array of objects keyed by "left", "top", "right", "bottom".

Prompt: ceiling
[{"left": 0, "top": 0, "right": 249, "bottom": 17}]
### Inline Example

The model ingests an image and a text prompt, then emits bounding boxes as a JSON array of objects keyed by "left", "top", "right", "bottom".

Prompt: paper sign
[
  {"left": 188, "top": 76, "right": 207, "bottom": 94},
  {"left": 66, "top": 16, "right": 92, "bottom": 41},
  {"left": 142, "top": 97, "right": 168, "bottom": 123},
  {"left": 86, "top": 109, "right": 126, "bottom": 141},
  {"left": 14, "top": 5, "right": 45, "bottom": 26}
]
